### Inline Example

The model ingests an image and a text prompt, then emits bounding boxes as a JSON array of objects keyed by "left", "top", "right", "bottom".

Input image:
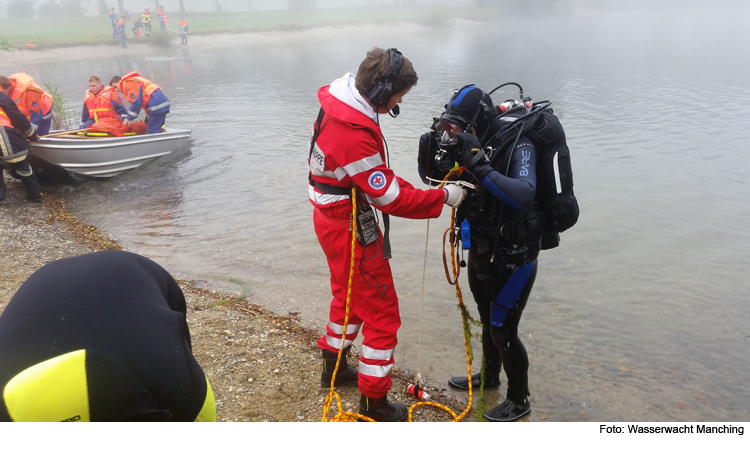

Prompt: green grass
[{"left": 0, "top": 6, "right": 497, "bottom": 49}]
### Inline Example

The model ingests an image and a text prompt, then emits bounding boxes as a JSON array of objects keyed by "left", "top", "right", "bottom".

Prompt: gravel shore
[{"left": 0, "top": 172, "right": 483, "bottom": 422}]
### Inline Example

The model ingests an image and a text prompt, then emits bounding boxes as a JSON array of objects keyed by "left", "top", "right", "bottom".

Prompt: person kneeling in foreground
[
  {"left": 0, "top": 251, "right": 215, "bottom": 422},
  {"left": 308, "top": 47, "right": 466, "bottom": 422}
]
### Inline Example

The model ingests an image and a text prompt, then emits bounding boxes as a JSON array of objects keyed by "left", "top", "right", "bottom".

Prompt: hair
[
  {"left": 110, "top": 76, "right": 122, "bottom": 86},
  {"left": 355, "top": 47, "right": 418, "bottom": 100},
  {"left": 88, "top": 75, "right": 101, "bottom": 83},
  {"left": 0, "top": 76, "right": 11, "bottom": 91}
]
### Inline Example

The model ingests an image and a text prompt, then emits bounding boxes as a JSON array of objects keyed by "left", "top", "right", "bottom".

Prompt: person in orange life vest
[
  {"left": 132, "top": 17, "right": 144, "bottom": 37},
  {"left": 79, "top": 75, "right": 128, "bottom": 129},
  {"left": 308, "top": 47, "right": 466, "bottom": 422},
  {"left": 113, "top": 72, "right": 170, "bottom": 134},
  {"left": 142, "top": 6, "right": 152, "bottom": 37},
  {"left": 117, "top": 15, "right": 127, "bottom": 48},
  {"left": 7, "top": 73, "right": 53, "bottom": 136},
  {"left": 178, "top": 17, "right": 189, "bottom": 45},
  {"left": 157, "top": 5, "right": 167, "bottom": 33},
  {"left": 0, "top": 76, "right": 42, "bottom": 203}
]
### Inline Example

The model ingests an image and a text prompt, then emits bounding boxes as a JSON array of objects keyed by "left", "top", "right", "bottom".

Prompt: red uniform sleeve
[{"left": 337, "top": 136, "right": 444, "bottom": 220}]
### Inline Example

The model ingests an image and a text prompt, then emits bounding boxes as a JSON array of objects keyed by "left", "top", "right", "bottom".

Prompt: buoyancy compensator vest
[{"left": 485, "top": 91, "right": 579, "bottom": 251}]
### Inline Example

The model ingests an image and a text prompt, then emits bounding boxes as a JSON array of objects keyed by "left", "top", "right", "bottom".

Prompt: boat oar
[{"left": 43, "top": 129, "right": 85, "bottom": 138}]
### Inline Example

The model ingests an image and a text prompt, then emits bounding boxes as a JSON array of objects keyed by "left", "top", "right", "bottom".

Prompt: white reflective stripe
[
  {"left": 308, "top": 184, "right": 348, "bottom": 206},
  {"left": 326, "top": 335, "right": 353, "bottom": 350},
  {"left": 328, "top": 321, "right": 362, "bottom": 335},
  {"left": 369, "top": 179, "right": 400, "bottom": 207},
  {"left": 361, "top": 345, "right": 394, "bottom": 361},
  {"left": 552, "top": 151, "right": 562, "bottom": 194},
  {"left": 30, "top": 123, "right": 38, "bottom": 131},
  {"left": 14, "top": 167, "right": 32, "bottom": 177},
  {"left": 342, "top": 153, "right": 383, "bottom": 178},
  {"left": 147, "top": 101, "right": 170, "bottom": 112},
  {"left": 333, "top": 167, "right": 347, "bottom": 181},
  {"left": 358, "top": 361, "right": 393, "bottom": 378},
  {"left": 42, "top": 111, "right": 53, "bottom": 120},
  {"left": 127, "top": 110, "right": 138, "bottom": 118},
  {"left": 310, "top": 165, "right": 338, "bottom": 179}
]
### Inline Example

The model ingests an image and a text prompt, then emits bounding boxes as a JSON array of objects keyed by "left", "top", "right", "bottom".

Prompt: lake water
[{"left": 5, "top": 6, "right": 749, "bottom": 421}]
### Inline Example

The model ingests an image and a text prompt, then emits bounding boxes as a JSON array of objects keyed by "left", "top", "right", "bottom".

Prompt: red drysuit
[{"left": 309, "top": 73, "right": 445, "bottom": 398}]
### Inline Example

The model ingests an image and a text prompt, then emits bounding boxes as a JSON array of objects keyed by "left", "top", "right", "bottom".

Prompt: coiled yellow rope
[{"left": 321, "top": 172, "right": 477, "bottom": 422}]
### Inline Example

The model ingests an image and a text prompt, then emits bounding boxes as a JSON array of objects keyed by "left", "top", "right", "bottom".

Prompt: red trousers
[{"left": 314, "top": 208, "right": 401, "bottom": 398}]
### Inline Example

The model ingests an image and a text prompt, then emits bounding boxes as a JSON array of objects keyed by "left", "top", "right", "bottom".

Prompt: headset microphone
[{"left": 388, "top": 104, "right": 400, "bottom": 118}]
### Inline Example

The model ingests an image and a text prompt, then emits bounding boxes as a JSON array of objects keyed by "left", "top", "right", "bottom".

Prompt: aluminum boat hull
[{"left": 28, "top": 129, "right": 191, "bottom": 179}]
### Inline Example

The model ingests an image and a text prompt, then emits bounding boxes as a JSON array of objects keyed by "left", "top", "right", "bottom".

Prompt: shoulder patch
[
  {"left": 368, "top": 171, "right": 387, "bottom": 190},
  {"left": 129, "top": 93, "right": 135, "bottom": 99}
]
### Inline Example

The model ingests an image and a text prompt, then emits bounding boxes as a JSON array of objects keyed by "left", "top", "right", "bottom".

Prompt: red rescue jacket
[{"left": 308, "top": 74, "right": 444, "bottom": 221}]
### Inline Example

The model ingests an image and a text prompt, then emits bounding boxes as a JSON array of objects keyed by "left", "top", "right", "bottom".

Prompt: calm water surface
[{"left": 5, "top": 7, "right": 749, "bottom": 421}]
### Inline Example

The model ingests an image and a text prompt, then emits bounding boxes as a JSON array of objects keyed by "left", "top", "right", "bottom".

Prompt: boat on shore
[{"left": 28, "top": 128, "right": 191, "bottom": 180}]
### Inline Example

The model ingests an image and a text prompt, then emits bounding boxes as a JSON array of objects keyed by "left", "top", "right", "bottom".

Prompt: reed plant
[
  {"left": 43, "top": 81, "right": 77, "bottom": 131},
  {"left": 0, "top": 36, "right": 12, "bottom": 52}
]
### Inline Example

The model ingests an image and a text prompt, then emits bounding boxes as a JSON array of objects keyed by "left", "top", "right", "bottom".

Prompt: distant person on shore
[
  {"left": 142, "top": 6, "right": 152, "bottom": 37},
  {"left": 0, "top": 251, "right": 216, "bottom": 422},
  {"left": 113, "top": 72, "right": 170, "bottom": 134},
  {"left": 109, "top": 7, "right": 118, "bottom": 39},
  {"left": 179, "top": 17, "right": 189, "bottom": 45},
  {"left": 79, "top": 75, "right": 128, "bottom": 129},
  {"left": 157, "top": 5, "right": 167, "bottom": 33},
  {"left": 117, "top": 15, "right": 127, "bottom": 48},
  {"left": 307, "top": 47, "right": 465, "bottom": 422},
  {"left": 132, "top": 17, "right": 144, "bottom": 37},
  {"left": 0, "top": 76, "right": 42, "bottom": 203},
  {"left": 6, "top": 73, "right": 53, "bottom": 136}
]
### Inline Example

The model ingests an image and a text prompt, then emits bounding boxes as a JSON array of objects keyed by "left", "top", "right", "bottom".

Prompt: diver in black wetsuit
[
  {"left": 418, "top": 85, "right": 539, "bottom": 422},
  {"left": 0, "top": 251, "right": 215, "bottom": 422}
]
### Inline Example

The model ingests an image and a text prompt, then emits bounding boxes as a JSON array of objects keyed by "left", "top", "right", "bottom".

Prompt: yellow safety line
[{"left": 321, "top": 168, "right": 478, "bottom": 423}]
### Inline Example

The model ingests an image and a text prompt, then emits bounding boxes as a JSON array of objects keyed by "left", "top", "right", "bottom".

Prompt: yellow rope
[
  {"left": 321, "top": 187, "right": 374, "bottom": 422},
  {"left": 321, "top": 169, "right": 477, "bottom": 422}
]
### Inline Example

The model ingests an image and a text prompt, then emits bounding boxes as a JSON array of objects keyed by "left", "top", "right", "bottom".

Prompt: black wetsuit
[
  {"left": 464, "top": 130, "right": 538, "bottom": 404},
  {"left": 419, "top": 118, "right": 539, "bottom": 404},
  {"left": 0, "top": 251, "right": 212, "bottom": 421}
]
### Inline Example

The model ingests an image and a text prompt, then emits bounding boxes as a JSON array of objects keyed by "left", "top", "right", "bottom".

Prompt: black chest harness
[{"left": 308, "top": 107, "right": 392, "bottom": 259}]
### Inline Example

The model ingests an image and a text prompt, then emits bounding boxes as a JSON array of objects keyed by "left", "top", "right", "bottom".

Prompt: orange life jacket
[
  {"left": 9, "top": 72, "right": 53, "bottom": 121},
  {"left": 179, "top": 19, "right": 187, "bottom": 27},
  {"left": 117, "top": 18, "right": 124, "bottom": 26},
  {"left": 84, "top": 86, "right": 121, "bottom": 122},
  {"left": 118, "top": 72, "right": 160, "bottom": 108}
]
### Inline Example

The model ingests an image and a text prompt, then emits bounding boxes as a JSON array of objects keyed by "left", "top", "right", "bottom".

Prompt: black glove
[{"left": 456, "top": 132, "right": 491, "bottom": 180}]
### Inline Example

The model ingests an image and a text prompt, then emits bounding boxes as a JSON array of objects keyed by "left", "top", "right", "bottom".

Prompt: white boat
[{"left": 28, "top": 128, "right": 191, "bottom": 179}]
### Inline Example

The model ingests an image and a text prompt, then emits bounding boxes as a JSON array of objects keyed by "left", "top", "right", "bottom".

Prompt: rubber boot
[
  {"left": 484, "top": 374, "right": 531, "bottom": 422},
  {"left": 448, "top": 366, "right": 501, "bottom": 390},
  {"left": 20, "top": 172, "right": 41, "bottom": 203},
  {"left": 358, "top": 394, "right": 408, "bottom": 422},
  {"left": 320, "top": 348, "right": 358, "bottom": 388}
]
